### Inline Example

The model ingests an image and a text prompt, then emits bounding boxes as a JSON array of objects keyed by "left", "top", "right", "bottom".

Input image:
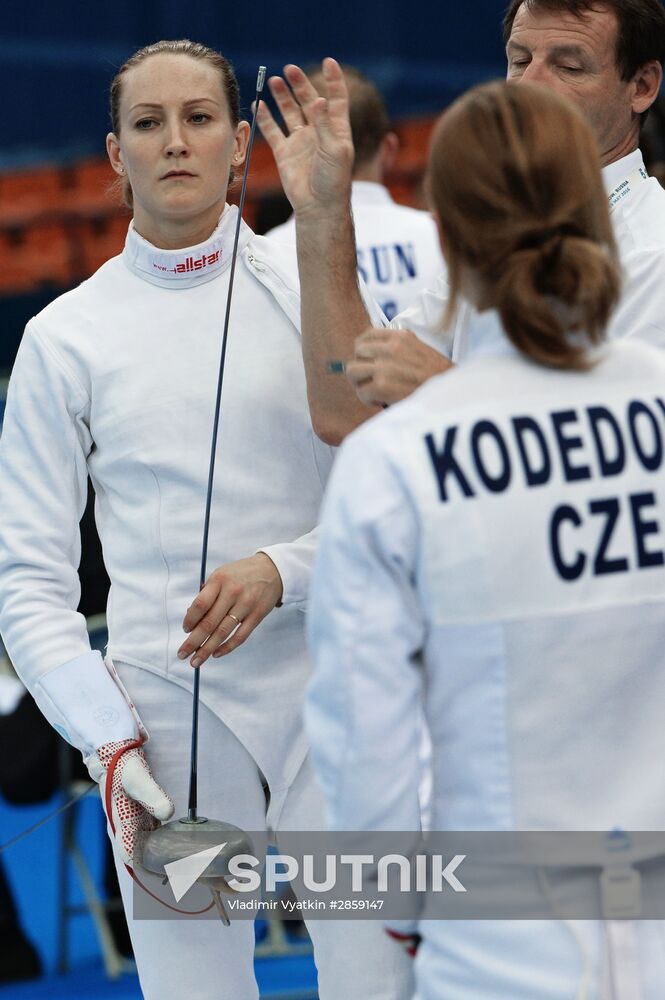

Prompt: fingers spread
[
  {"left": 320, "top": 57, "right": 349, "bottom": 123},
  {"left": 283, "top": 64, "right": 323, "bottom": 117},
  {"left": 267, "top": 74, "right": 308, "bottom": 133},
  {"left": 308, "top": 96, "right": 336, "bottom": 143},
  {"left": 255, "top": 100, "right": 287, "bottom": 152},
  {"left": 280, "top": 63, "right": 348, "bottom": 148}
]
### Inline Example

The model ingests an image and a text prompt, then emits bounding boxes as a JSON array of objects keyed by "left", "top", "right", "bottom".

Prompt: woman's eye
[
  {"left": 190, "top": 113, "right": 210, "bottom": 124},
  {"left": 135, "top": 118, "right": 157, "bottom": 130}
]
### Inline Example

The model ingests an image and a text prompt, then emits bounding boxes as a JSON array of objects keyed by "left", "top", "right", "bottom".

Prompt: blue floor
[
  {"left": 1, "top": 793, "right": 318, "bottom": 998},
  {"left": 1, "top": 957, "right": 319, "bottom": 999}
]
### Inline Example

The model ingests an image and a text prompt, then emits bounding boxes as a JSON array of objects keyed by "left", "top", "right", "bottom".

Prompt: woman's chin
[{"left": 143, "top": 196, "right": 227, "bottom": 224}]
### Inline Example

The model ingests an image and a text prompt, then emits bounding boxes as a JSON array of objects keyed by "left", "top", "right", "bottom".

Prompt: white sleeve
[
  {"left": 611, "top": 248, "right": 665, "bottom": 348},
  {"left": 306, "top": 426, "right": 425, "bottom": 832},
  {"left": 389, "top": 271, "right": 455, "bottom": 358},
  {"left": 259, "top": 525, "right": 320, "bottom": 609},
  {"left": 257, "top": 432, "right": 336, "bottom": 611},
  {"left": 0, "top": 321, "right": 138, "bottom": 754}
]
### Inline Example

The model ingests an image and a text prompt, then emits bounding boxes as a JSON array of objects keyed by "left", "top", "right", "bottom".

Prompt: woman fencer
[
  {"left": 307, "top": 80, "right": 665, "bottom": 999},
  {"left": 0, "top": 39, "right": 412, "bottom": 1000}
]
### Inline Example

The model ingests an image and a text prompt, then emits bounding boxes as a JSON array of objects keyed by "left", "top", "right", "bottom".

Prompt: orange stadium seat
[
  {"left": 0, "top": 165, "right": 69, "bottom": 221},
  {"left": 0, "top": 222, "right": 74, "bottom": 294},
  {"left": 78, "top": 213, "right": 130, "bottom": 274},
  {"left": 65, "top": 158, "right": 121, "bottom": 216}
]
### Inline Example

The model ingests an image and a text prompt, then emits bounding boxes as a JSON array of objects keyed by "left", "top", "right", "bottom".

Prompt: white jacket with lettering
[
  {"left": 266, "top": 180, "right": 445, "bottom": 321},
  {"left": 307, "top": 311, "right": 665, "bottom": 997},
  {"left": 0, "top": 207, "right": 380, "bottom": 792}
]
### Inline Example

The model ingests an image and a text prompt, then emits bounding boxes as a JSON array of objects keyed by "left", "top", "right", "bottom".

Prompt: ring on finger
[{"left": 228, "top": 613, "right": 243, "bottom": 627}]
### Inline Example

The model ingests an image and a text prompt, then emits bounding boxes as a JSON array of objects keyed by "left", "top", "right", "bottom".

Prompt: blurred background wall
[
  {"left": 0, "top": 0, "right": 505, "bottom": 167},
  {"left": 0, "top": 1, "right": 505, "bottom": 373}
]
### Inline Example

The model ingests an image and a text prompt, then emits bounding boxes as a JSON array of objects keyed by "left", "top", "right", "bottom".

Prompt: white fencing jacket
[
  {"left": 391, "top": 150, "right": 665, "bottom": 357},
  {"left": 307, "top": 312, "right": 665, "bottom": 995},
  {"left": 266, "top": 180, "right": 445, "bottom": 321},
  {"left": 0, "top": 206, "right": 383, "bottom": 794}
]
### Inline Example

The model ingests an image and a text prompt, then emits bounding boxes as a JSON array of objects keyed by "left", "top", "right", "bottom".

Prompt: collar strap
[{"left": 607, "top": 165, "right": 649, "bottom": 215}]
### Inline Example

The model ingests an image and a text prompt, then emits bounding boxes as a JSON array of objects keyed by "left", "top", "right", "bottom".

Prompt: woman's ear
[
  {"left": 106, "top": 133, "right": 125, "bottom": 176},
  {"left": 232, "top": 121, "right": 251, "bottom": 168}
]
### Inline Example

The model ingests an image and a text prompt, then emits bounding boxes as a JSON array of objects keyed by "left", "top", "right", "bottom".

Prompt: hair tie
[{"left": 517, "top": 223, "right": 578, "bottom": 253}]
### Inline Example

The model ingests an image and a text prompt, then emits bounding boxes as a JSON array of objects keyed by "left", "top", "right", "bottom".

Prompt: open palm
[{"left": 257, "top": 58, "right": 354, "bottom": 217}]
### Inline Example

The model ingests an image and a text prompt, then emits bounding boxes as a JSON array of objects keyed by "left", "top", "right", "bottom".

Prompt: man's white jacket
[{"left": 391, "top": 150, "right": 665, "bottom": 357}]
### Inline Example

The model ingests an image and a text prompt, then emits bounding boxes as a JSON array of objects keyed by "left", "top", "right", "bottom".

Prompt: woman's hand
[
  {"left": 345, "top": 328, "right": 454, "bottom": 407},
  {"left": 178, "top": 553, "right": 284, "bottom": 667},
  {"left": 256, "top": 58, "right": 354, "bottom": 220}
]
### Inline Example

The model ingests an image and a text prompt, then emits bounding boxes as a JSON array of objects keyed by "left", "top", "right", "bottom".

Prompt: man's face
[{"left": 506, "top": 3, "right": 637, "bottom": 161}]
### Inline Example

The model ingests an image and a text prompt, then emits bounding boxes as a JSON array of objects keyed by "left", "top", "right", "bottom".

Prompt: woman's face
[{"left": 107, "top": 53, "right": 249, "bottom": 245}]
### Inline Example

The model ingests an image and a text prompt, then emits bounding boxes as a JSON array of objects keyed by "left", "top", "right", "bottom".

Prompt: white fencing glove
[{"left": 87, "top": 738, "right": 174, "bottom": 866}]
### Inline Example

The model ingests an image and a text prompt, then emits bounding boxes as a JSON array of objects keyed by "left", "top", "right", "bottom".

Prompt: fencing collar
[
  {"left": 604, "top": 150, "right": 649, "bottom": 216},
  {"left": 122, "top": 205, "right": 252, "bottom": 288}
]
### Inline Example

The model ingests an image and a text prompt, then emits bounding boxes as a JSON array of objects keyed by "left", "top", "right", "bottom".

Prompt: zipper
[
  {"left": 246, "top": 253, "right": 266, "bottom": 272},
  {"left": 245, "top": 249, "right": 301, "bottom": 331}
]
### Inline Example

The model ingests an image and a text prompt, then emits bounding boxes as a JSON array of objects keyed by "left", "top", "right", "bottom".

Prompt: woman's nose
[{"left": 164, "top": 125, "right": 188, "bottom": 157}]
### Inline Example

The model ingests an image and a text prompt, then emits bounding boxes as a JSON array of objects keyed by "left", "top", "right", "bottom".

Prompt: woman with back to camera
[
  {"left": 0, "top": 39, "right": 412, "bottom": 1000},
  {"left": 307, "top": 80, "right": 665, "bottom": 998}
]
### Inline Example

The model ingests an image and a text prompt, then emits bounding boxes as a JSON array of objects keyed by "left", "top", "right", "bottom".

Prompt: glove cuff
[{"left": 33, "top": 651, "right": 141, "bottom": 754}]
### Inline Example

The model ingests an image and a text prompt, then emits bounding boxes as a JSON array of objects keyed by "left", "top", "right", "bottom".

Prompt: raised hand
[
  {"left": 258, "top": 58, "right": 378, "bottom": 443},
  {"left": 256, "top": 58, "right": 354, "bottom": 219}
]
